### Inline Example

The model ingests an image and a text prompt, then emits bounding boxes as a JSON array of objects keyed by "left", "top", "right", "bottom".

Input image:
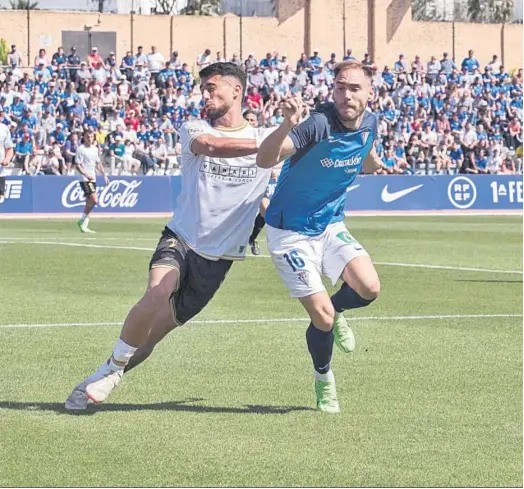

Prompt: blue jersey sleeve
[{"left": 288, "top": 113, "right": 329, "bottom": 154}]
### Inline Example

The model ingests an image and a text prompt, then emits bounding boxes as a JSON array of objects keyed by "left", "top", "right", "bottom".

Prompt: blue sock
[
  {"left": 306, "top": 323, "right": 334, "bottom": 374},
  {"left": 331, "top": 283, "right": 375, "bottom": 313}
]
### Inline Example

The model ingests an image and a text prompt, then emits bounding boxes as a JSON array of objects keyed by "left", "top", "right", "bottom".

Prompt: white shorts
[{"left": 266, "top": 221, "right": 370, "bottom": 298}]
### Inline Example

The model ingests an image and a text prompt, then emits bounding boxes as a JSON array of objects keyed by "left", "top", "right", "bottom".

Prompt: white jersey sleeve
[{"left": 180, "top": 120, "right": 215, "bottom": 158}]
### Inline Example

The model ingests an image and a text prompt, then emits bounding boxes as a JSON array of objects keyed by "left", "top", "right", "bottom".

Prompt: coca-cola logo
[{"left": 61, "top": 180, "right": 142, "bottom": 209}]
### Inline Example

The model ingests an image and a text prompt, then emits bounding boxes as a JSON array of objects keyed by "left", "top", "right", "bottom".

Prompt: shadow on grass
[{"left": 0, "top": 399, "right": 314, "bottom": 416}]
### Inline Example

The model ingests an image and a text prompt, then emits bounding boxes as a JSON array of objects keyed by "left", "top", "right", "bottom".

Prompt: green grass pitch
[{"left": 0, "top": 215, "right": 522, "bottom": 487}]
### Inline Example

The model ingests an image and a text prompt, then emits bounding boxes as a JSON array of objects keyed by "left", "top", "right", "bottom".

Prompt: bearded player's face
[
  {"left": 200, "top": 74, "right": 242, "bottom": 121},
  {"left": 333, "top": 68, "right": 374, "bottom": 123}
]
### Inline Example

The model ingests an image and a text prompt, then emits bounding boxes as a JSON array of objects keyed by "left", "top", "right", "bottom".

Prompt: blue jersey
[{"left": 266, "top": 104, "right": 377, "bottom": 237}]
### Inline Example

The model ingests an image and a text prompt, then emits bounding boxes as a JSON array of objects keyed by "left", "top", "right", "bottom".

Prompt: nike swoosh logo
[
  {"left": 346, "top": 184, "right": 360, "bottom": 193},
  {"left": 381, "top": 184, "right": 424, "bottom": 203}
]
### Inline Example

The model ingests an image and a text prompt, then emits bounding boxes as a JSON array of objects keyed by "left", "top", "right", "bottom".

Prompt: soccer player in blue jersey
[{"left": 257, "top": 61, "right": 385, "bottom": 413}]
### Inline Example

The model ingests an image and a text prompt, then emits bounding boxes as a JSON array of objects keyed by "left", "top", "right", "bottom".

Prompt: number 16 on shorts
[{"left": 283, "top": 250, "right": 305, "bottom": 272}]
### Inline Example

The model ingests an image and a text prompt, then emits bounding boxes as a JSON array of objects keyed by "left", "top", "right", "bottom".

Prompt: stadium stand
[{"left": 0, "top": 44, "right": 521, "bottom": 176}]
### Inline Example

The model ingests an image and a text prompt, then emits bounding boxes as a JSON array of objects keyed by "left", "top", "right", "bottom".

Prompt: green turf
[{"left": 0, "top": 216, "right": 522, "bottom": 487}]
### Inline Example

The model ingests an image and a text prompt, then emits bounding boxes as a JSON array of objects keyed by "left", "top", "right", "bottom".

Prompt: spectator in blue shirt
[
  {"left": 50, "top": 124, "right": 67, "bottom": 146},
  {"left": 449, "top": 142, "right": 464, "bottom": 170},
  {"left": 402, "top": 89, "right": 415, "bottom": 109},
  {"left": 259, "top": 53, "right": 272, "bottom": 70},
  {"left": 342, "top": 48, "right": 356, "bottom": 61},
  {"left": 83, "top": 112, "right": 99, "bottom": 130},
  {"left": 15, "top": 133, "right": 34, "bottom": 173},
  {"left": 35, "top": 76, "right": 48, "bottom": 94},
  {"left": 495, "top": 66, "right": 510, "bottom": 82},
  {"left": 136, "top": 124, "right": 150, "bottom": 144},
  {"left": 21, "top": 108, "right": 38, "bottom": 130},
  {"left": 477, "top": 124, "right": 488, "bottom": 149},
  {"left": 450, "top": 114, "right": 462, "bottom": 132},
  {"left": 54, "top": 65, "right": 68, "bottom": 81},
  {"left": 431, "top": 93, "right": 445, "bottom": 114},
  {"left": 476, "top": 149, "right": 489, "bottom": 173},
  {"left": 461, "top": 50, "right": 480, "bottom": 73},
  {"left": 70, "top": 98, "right": 85, "bottom": 120},
  {"left": 15, "top": 122, "right": 33, "bottom": 143},
  {"left": 308, "top": 50, "right": 322, "bottom": 71},
  {"left": 52, "top": 47, "right": 66, "bottom": 65},
  {"left": 382, "top": 66, "right": 395, "bottom": 90},
  {"left": 121, "top": 51, "right": 136, "bottom": 69},
  {"left": 108, "top": 135, "right": 126, "bottom": 174},
  {"left": 383, "top": 148, "right": 399, "bottom": 172},
  {"left": 148, "top": 120, "right": 162, "bottom": 140},
  {"left": 383, "top": 102, "right": 397, "bottom": 125},
  {"left": 0, "top": 108, "right": 10, "bottom": 126},
  {"left": 66, "top": 46, "right": 81, "bottom": 76},
  {"left": 375, "top": 140, "right": 384, "bottom": 157},
  {"left": 10, "top": 95, "right": 25, "bottom": 122},
  {"left": 158, "top": 62, "right": 176, "bottom": 87},
  {"left": 394, "top": 54, "right": 408, "bottom": 74}
]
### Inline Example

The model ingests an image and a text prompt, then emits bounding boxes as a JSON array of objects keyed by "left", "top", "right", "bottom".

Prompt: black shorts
[
  {"left": 149, "top": 227, "right": 233, "bottom": 325},
  {"left": 79, "top": 181, "right": 96, "bottom": 197}
]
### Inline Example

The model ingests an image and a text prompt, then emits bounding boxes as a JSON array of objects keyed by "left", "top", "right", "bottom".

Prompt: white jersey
[
  {"left": 75, "top": 144, "right": 100, "bottom": 181},
  {"left": 0, "top": 123, "right": 14, "bottom": 177},
  {"left": 168, "top": 119, "right": 272, "bottom": 261}
]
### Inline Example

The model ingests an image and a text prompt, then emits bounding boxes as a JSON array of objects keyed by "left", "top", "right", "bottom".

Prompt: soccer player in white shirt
[
  {"left": 65, "top": 63, "right": 273, "bottom": 410},
  {"left": 75, "top": 130, "right": 110, "bottom": 233}
]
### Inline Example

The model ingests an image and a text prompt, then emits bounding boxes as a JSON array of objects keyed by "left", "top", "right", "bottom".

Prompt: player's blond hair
[{"left": 334, "top": 60, "right": 373, "bottom": 81}]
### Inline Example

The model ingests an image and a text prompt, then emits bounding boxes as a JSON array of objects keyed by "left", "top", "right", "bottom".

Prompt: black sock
[
  {"left": 306, "top": 322, "right": 334, "bottom": 374},
  {"left": 331, "top": 283, "right": 375, "bottom": 313},
  {"left": 249, "top": 213, "right": 265, "bottom": 243}
]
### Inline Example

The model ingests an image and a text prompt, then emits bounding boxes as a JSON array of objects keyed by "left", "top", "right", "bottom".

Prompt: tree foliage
[
  {"left": 9, "top": 0, "right": 38, "bottom": 9},
  {"left": 180, "top": 0, "right": 222, "bottom": 16},
  {"left": 412, "top": 0, "right": 515, "bottom": 23},
  {"left": 468, "top": 0, "right": 514, "bottom": 23}
]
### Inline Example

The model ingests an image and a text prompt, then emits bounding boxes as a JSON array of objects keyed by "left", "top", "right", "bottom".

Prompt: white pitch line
[
  {"left": 374, "top": 261, "right": 524, "bottom": 275},
  {"left": 0, "top": 239, "right": 522, "bottom": 275},
  {"left": 0, "top": 313, "right": 521, "bottom": 329},
  {"left": 0, "top": 236, "right": 159, "bottom": 241},
  {"left": 29, "top": 240, "right": 155, "bottom": 252}
]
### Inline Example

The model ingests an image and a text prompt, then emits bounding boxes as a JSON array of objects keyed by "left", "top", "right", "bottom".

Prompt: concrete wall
[{"left": 0, "top": 0, "right": 521, "bottom": 71}]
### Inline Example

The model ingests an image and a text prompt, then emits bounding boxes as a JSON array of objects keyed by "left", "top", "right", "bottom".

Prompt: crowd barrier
[{"left": 0, "top": 174, "right": 522, "bottom": 214}]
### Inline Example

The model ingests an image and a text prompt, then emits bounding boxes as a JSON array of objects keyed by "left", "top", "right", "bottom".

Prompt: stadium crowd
[{"left": 0, "top": 43, "right": 522, "bottom": 176}]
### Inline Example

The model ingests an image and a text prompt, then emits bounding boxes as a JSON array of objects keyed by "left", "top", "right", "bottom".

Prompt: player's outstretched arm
[
  {"left": 363, "top": 145, "right": 390, "bottom": 174},
  {"left": 191, "top": 134, "right": 258, "bottom": 158},
  {"left": 256, "top": 95, "right": 302, "bottom": 168}
]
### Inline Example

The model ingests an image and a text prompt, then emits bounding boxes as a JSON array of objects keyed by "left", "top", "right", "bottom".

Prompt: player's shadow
[{"left": 0, "top": 399, "right": 314, "bottom": 416}]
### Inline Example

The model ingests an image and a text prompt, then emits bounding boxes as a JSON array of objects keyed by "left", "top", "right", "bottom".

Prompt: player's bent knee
[
  {"left": 361, "top": 279, "right": 381, "bottom": 300},
  {"left": 311, "top": 303, "right": 336, "bottom": 331}
]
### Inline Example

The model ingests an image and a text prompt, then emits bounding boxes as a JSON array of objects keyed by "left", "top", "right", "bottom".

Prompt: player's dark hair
[
  {"left": 199, "top": 62, "right": 247, "bottom": 98},
  {"left": 334, "top": 61, "right": 373, "bottom": 81}
]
